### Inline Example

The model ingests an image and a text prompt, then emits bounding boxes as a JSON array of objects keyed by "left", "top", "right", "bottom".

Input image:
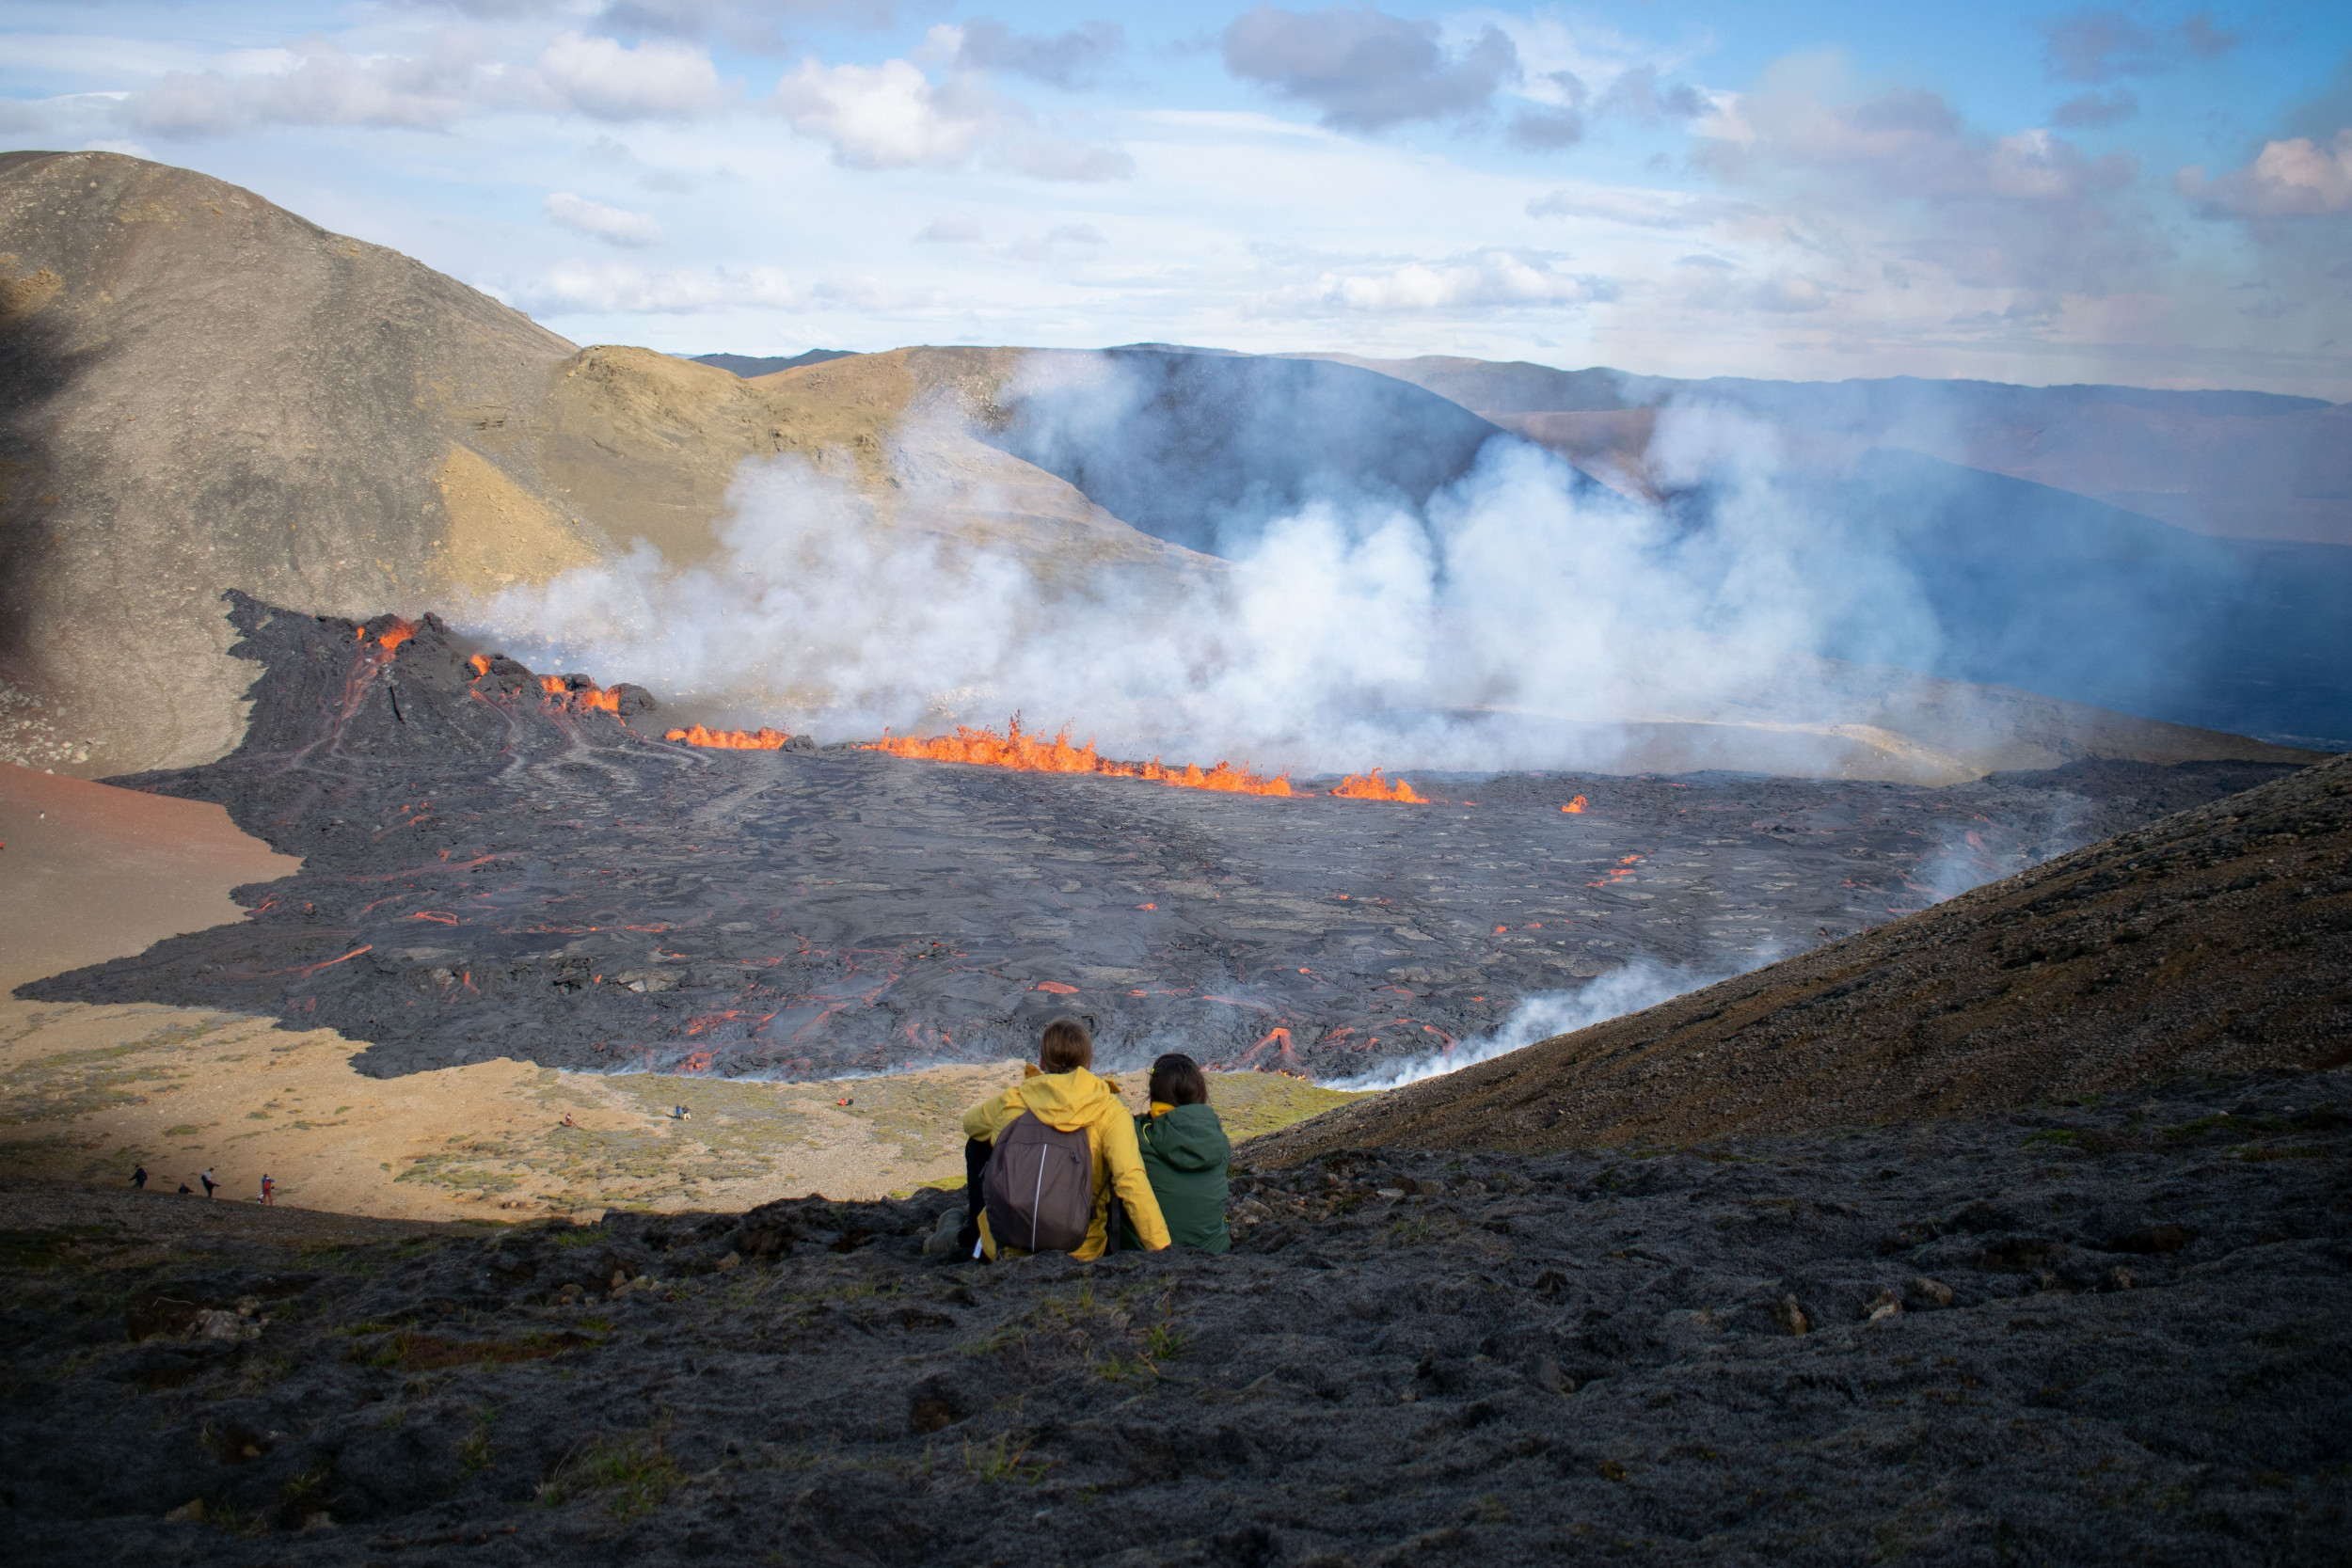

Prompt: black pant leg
[{"left": 957, "top": 1137, "right": 991, "bottom": 1251}]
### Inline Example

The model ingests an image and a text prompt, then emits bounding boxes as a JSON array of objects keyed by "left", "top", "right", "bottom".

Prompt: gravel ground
[{"left": 6, "top": 1069, "right": 2345, "bottom": 1566}]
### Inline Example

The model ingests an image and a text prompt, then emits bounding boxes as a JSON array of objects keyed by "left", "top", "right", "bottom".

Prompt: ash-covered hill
[{"left": 1248, "top": 753, "right": 2352, "bottom": 1164}]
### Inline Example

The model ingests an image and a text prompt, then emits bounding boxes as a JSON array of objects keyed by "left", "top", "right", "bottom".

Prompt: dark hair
[
  {"left": 1039, "top": 1017, "right": 1093, "bottom": 1074},
  {"left": 1148, "top": 1053, "right": 1207, "bottom": 1107}
]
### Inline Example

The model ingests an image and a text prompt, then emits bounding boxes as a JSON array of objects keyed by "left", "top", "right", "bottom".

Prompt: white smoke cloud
[
  {"left": 1327, "top": 957, "right": 1730, "bottom": 1090},
  {"left": 463, "top": 357, "right": 1960, "bottom": 780}
]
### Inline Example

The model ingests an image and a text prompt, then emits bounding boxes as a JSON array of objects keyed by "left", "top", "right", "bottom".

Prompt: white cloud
[
  {"left": 914, "top": 212, "right": 981, "bottom": 243},
  {"left": 508, "top": 261, "right": 803, "bottom": 314},
  {"left": 115, "top": 29, "right": 729, "bottom": 136},
  {"left": 536, "top": 31, "right": 730, "bottom": 120},
  {"left": 1221, "top": 4, "right": 1519, "bottom": 132},
  {"left": 122, "top": 37, "right": 491, "bottom": 135},
  {"left": 770, "top": 55, "right": 1132, "bottom": 181},
  {"left": 543, "top": 190, "right": 665, "bottom": 246},
  {"left": 772, "top": 56, "right": 993, "bottom": 168},
  {"left": 1689, "top": 54, "right": 2152, "bottom": 297},
  {"left": 1527, "top": 185, "right": 1752, "bottom": 230},
  {"left": 1271, "top": 249, "right": 1613, "bottom": 314},
  {"left": 2178, "top": 130, "right": 2352, "bottom": 219}
]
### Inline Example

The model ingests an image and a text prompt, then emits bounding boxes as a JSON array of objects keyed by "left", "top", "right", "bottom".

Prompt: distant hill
[
  {"left": 1247, "top": 750, "right": 2352, "bottom": 1165},
  {"left": 978, "top": 346, "right": 1556, "bottom": 558},
  {"left": 1295, "top": 352, "right": 2352, "bottom": 548},
  {"left": 691, "top": 350, "right": 857, "bottom": 376},
  {"left": 1296, "top": 352, "right": 2352, "bottom": 749}
]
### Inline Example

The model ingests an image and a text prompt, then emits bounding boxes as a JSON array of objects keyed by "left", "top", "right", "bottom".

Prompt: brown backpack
[{"left": 982, "top": 1113, "right": 1095, "bottom": 1255}]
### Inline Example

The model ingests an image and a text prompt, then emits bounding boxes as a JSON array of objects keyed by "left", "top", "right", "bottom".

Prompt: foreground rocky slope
[
  {"left": 1251, "top": 754, "right": 2352, "bottom": 1164},
  {"left": 3, "top": 1069, "right": 2344, "bottom": 1564}
]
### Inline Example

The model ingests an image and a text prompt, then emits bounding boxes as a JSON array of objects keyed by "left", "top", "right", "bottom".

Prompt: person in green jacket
[{"left": 1120, "top": 1053, "right": 1232, "bottom": 1253}]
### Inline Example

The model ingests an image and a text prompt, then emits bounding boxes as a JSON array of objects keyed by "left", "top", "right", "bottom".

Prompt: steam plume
[{"left": 469, "top": 356, "right": 1993, "bottom": 780}]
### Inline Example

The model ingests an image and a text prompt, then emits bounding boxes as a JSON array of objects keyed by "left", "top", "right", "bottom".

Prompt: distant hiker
[
  {"left": 559, "top": 1113, "right": 577, "bottom": 1128},
  {"left": 961, "top": 1018, "right": 1168, "bottom": 1261},
  {"left": 672, "top": 1104, "right": 691, "bottom": 1121},
  {"left": 131, "top": 1165, "right": 149, "bottom": 1192},
  {"left": 260, "top": 1174, "right": 274, "bottom": 1206},
  {"left": 1120, "top": 1053, "right": 1232, "bottom": 1254},
  {"left": 176, "top": 1183, "right": 191, "bottom": 1196},
  {"left": 199, "top": 1169, "right": 217, "bottom": 1199}
]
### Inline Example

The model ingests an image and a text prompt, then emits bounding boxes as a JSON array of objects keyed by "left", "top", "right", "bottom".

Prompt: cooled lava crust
[
  {"left": 3, "top": 1070, "right": 2345, "bottom": 1562},
  {"left": 20, "top": 592, "right": 2304, "bottom": 1081}
]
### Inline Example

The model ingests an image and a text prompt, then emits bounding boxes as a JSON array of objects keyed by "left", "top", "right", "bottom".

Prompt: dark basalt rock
[{"left": 1, "top": 1070, "right": 2344, "bottom": 1563}]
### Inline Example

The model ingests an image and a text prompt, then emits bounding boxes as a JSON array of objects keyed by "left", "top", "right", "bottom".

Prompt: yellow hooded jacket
[{"left": 964, "top": 1068, "right": 1171, "bottom": 1260}]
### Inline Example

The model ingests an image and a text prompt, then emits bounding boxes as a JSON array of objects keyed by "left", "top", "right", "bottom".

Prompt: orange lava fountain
[
  {"left": 667, "top": 724, "right": 793, "bottom": 750},
  {"left": 364, "top": 618, "right": 419, "bottom": 654},
  {"left": 1561, "top": 795, "right": 1588, "bottom": 814},
  {"left": 1327, "top": 768, "right": 1427, "bottom": 803},
  {"left": 539, "top": 674, "right": 621, "bottom": 714}
]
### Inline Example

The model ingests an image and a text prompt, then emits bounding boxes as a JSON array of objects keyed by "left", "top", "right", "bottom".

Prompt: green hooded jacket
[{"left": 1120, "top": 1103, "right": 1232, "bottom": 1253}]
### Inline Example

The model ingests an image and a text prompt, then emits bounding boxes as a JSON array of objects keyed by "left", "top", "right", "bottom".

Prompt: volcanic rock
[{"left": 1, "top": 1069, "right": 2344, "bottom": 1563}]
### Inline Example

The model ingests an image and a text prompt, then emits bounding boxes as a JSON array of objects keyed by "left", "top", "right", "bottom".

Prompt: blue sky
[{"left": 5, "top": 2, "right": 2348, "bottom": 395}]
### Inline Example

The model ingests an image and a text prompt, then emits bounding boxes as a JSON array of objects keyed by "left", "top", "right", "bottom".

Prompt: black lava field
[{"left": 24, "top": 594, "right": 2300, "bottom": 1082}]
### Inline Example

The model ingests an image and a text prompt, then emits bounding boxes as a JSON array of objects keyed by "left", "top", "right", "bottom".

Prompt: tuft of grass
[
  {"left": 2021, "top": 1129, "right": 2079, "bottom": 1148},
  {"left": 1145, "top": 1318, "right": 1187, "bottom": 1362},
  {"left": 541, "top": 1435, "right": 681, "bottom": 1519},
  {"left": 961, "top": 1431, "right": 1050, "bottom": 1485},
  {"left": 1090, "top": 1352, "right": 1151, "bottom": 1383},
  {"left": 460, "top": 1407, "right": 498, "bottom": 1474}
]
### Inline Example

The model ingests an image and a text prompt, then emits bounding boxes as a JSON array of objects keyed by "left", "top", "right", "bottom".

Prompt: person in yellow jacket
[{"left": 962, "top": 1018, "right": 1171, "bottom": 1261}]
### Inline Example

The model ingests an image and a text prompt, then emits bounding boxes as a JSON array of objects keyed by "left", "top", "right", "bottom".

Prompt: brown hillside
[
  {"left": 0, "top": 153, "right": 1200, "bottom": 777},
  {"left": 1246, "top": 752, "right": 2352, "bottom": 1166}
]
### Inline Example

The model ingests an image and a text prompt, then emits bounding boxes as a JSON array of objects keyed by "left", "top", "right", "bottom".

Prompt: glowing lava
[
  {"left": 1327, "top": 769, "right": 1427, "bottom": 804},
  {"left": 539, "top": 674, "right": 622, "bottom": 714},
  {"left": 1562, "top": 795, "right": 1588, "bottom": 814},
  {"left": 668, "top": 724, "right": 794, "bottom": 750},
  {"left": 857, "top": 716, "right": 1435, "bottom": 803},
  {"left": 361, "top": 618, "right": 419, "bottom": 654},
  {"left": 863, "top": 716, "right": 1296, "bottom": 798}
]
